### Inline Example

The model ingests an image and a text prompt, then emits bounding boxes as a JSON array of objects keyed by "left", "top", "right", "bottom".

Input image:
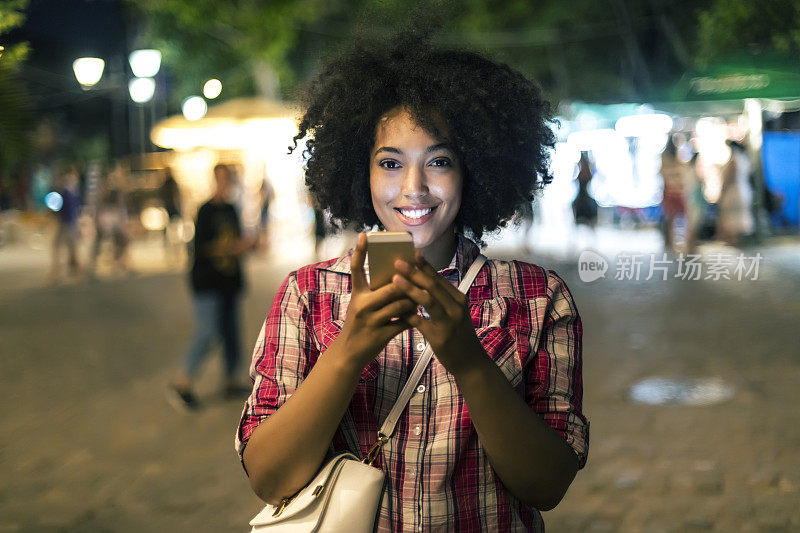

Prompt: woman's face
[{"left": 369, "top": 107, "right": 462, "bottom": 251}]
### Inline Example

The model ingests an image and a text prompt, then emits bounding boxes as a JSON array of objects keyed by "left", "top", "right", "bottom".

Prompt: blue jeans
[{"left": 183, "top": 290, "right": 241, "bottom": 380}]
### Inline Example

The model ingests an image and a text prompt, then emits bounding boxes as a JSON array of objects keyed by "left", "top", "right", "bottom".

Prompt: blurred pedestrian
[
  {"left": 31, "top": 163, "right": 53, "bottom": 212},
  {"left": 49, "top": 166, "right": 82, "bottom": 282},
  {"left": 763, "top": 185, "right": 789, "bottom": 231},
  {"left": 237, "top": 29, "right": 587, "bottom": 531},
  {"left": 572, "top": 152, "right": 598, "bottom": 228},
  {"left": 83, "top": 161, "right": 102, "bottom": 219},
  {"left": 717, "top": 140, "right": 754, "bottom": 247},
  {"left": 659, "top": 137, "right": 687, "bottom": 253},
  {"left": 169, "top": 164, "right": 257, "bottom": 410},
  {"left": 516, "top": 199, "right": 535, "bottom": 254},
  {"left": 257, "top": 176, "right": 275, "bottom": 251},
  {"left": 89, "top": 182, "right": 129, "bottom": 278},
  {"left": 569, "top": 152, "right": 599, "bottom": 257},
  {"left": 684, "top": 153, "right": 706, "bottom": 254},
  {"left": 158, "top": 167, "right": 183, "bottom": 259}
]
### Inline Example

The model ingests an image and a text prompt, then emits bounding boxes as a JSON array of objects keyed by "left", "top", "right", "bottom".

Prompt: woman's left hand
[{"left": 392, "top": 251, "right": 484, "bottom": 376}]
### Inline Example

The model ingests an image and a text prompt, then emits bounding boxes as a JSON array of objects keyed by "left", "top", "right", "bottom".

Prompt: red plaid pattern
[{"left": 237, "top": 234, "right": 588, "bottom": 532}]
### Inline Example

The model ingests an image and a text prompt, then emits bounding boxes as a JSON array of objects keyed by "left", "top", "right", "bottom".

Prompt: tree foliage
[
  {"left": 126, "top": 0, "right": 325, "bottom": 104},
  {"left": 0, "top": 0, "right": 32, "bottom": 176},
  {"left": 128, "top": 0, "right": 800, "bottom": 106},
  {"left": 697, "top": 0, "right": 800, "bottom": 63},
  {"left": 0, "top": 0, "right": 30, "bottom": 65}
]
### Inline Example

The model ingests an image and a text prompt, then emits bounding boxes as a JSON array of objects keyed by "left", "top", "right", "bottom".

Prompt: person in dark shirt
[
  {"left": 169, "top": 164, "right": 256, "bottom": 410},
  {"left": 50, "top": 166, "right": 82, "bottom": 281}
]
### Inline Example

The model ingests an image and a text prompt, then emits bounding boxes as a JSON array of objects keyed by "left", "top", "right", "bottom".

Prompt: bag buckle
[
  {"left": 272, "top": 497, "right": 292, "bottom": 518},
  {"left": 363, "top": 433, "right": 389, "bottom": 466}
]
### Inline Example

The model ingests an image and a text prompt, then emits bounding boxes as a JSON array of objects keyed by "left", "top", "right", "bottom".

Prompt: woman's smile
[{"left": 394, "top": 205, "right": 438, "bottom": 224}]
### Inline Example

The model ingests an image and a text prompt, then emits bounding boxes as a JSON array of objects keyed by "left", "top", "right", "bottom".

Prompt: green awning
[{"left": 672, "top": 53, "right": 800, "bottom": 102}]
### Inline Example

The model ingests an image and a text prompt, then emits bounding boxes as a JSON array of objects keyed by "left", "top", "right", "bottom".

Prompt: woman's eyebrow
[
  {"left": 374, "top": 146, "right": 402, "bottom": 156},
  {"left": 426, "top": 142, "right": 453, "bottom": 154},
  {"left": 373, "top": 143, "right": 453, "bottom": 157}
]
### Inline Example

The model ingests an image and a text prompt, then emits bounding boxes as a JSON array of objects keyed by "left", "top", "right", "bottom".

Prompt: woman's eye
[
  {"left": 379, "top": 160, "right": 401, "bottom": 169},
  {"left": 430, "top": 158, "right": 452, "bottom": 167}
]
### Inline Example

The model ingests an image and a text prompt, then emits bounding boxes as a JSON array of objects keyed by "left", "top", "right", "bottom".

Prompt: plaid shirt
[{"left": 237, "top": 234, "right": 588, "bottom": 532}]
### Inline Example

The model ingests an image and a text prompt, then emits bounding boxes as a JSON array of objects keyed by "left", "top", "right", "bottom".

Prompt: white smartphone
[{"left": 366, "top": 231, "right": 415, "bottom": 290}]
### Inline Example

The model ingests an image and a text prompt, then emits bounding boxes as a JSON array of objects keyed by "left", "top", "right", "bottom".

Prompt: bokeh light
[
  {"left": 182, "top": 96, "right": 207, "bottom": 121},
  {"left": 203, "top": 79, "right": 222, "bottom": 99},
  {"left": 44, "top": 192, "right": 63, "bottom": 212},
  {"left": 140, "top": 206, "right": 169, "bottom": 231}
]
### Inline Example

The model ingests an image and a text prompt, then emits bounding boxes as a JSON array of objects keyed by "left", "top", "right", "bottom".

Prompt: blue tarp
[{"left": 762, "top": 132, "right": 800, "bottom": 227}]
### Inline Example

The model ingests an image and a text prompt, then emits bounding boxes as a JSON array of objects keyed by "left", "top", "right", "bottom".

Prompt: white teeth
[{"left": 399, "top": 207, "right": 433, "bottom": 219}]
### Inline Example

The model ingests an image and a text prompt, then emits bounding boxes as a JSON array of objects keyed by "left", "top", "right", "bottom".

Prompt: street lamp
[
  {"left": 128, "top": 49, "right": 161, "bottom": 78},
  {"left": 128, "top": 49, "right": 162, "bottom": 158},
  {"left": 72, "top": 57, "right": 105, "bottom": 88},
  {"left": 128, "top": 77, "right": 156, "bottom": 104},
  {"left": 71, "top": 50, "right": 164, "bottom": 157}
]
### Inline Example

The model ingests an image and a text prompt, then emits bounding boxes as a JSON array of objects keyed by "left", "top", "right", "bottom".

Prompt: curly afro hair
[{"left": 291, "top": 30, "right": 555, "bottom": 246}]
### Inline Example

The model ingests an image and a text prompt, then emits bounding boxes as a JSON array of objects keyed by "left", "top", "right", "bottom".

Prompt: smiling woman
[{"left": 237, "top": 27, "right": 588, "bottom": 533}]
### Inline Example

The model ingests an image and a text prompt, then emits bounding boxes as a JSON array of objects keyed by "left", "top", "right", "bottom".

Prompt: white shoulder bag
[{"left": 249, "top": 255, "right": 487, "bottom": 532}]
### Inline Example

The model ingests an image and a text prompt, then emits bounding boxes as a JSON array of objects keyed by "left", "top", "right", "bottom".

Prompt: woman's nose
[{"left": 401, "top": 165, "right": 429, "bottom": 199}]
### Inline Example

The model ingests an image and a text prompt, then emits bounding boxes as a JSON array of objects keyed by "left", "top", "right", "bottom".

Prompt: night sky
[
  {"left": 9, "top": 0, "right": 147, "bottom": 159},
  {"left": 13, "top": 0, "right": 131, "bottom": 66}
]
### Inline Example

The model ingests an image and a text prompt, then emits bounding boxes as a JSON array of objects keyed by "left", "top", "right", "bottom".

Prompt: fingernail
[{"left": 395, "top": 259, "right": 408, "bottom": 269}]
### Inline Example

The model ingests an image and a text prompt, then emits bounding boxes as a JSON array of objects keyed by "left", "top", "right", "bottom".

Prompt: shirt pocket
[
  {"left": 320, "top": 318, "right": 380, "bottom": 383},
  {"left": 475, "top": 325, "right": 522, "bottom": 389}
]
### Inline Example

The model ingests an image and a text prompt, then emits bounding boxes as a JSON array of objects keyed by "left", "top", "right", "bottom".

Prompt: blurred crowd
[
  {"left": 561, "top": 133, "right": 790, "bottom": 256},
  {"left": 0, "top": 161, "right": 275, "bottom": 284},
  {"left": 0, "top": 133, "right": 792, "bottom": 285}
]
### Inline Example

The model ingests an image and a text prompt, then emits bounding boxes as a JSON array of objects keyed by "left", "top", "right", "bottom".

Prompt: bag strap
[{"left": 363, "top": 254, "right": 487, "bottom": 464}]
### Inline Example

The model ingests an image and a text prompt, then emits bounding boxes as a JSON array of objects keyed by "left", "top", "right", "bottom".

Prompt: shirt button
[
  {"left": 416, "top": 342, "right": 425, "bottom": 351},
  {"left": 414, "top": 425, "right": 422, "bottom": 435},
  {"left": 416, "top": 384, "right": 425, "bottom": 393},
  {"left": 409, "top": 470, "right": 416, "bottom": 478}
]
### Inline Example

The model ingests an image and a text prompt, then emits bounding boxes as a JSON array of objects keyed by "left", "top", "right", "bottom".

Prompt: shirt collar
[
  {"left": 322, "top": 232, "right": 482, "bottom": 285},
  {"left": 439, "top": 232, "right": 481, "bottom": 284}
]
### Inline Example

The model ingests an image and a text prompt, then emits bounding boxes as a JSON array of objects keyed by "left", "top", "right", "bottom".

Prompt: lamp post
[
  {"left": 73, "top": 50, "right": 163, "bottom": 160},
  {"left": 72, "top": 57, "right": 106, "bottom": 88},
  {"left": 72, "top": 56, "right": 126, "bottom": 158},
  {"left": 128, "top": 49, "right": 162, "bottom": 160}
]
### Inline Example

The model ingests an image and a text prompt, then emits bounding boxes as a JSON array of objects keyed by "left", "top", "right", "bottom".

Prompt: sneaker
[{"left": 167, "top": 384, "right": 199, "bottom": 412}]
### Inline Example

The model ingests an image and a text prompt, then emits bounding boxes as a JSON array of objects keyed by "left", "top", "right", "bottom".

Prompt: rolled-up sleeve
[
  {"left": 235, "top": 272, "right": 319, "bottom": 461},
  {"left": 526, "top": 269, "right": 589, "bottom": 469}
]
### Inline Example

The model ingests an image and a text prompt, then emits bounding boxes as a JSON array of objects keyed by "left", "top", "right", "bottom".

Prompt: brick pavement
[{"left": 1, "top": 225, "right": 799, "bottom": 532}]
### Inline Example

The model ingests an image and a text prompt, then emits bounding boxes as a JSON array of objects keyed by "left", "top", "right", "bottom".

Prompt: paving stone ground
[{"left": 1, "top": 230, "right": 799, "bottom": 532}]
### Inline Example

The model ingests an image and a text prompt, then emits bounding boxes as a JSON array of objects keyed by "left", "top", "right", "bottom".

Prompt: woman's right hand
[{"left": 334, "top": 233, "right": 416, "bottom": 371}]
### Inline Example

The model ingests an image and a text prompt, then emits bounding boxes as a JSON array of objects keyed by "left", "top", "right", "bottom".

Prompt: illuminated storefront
[{"left": 151, "top": 98, "right": 316, "bottom": 257}]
